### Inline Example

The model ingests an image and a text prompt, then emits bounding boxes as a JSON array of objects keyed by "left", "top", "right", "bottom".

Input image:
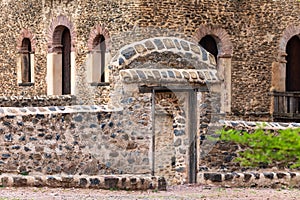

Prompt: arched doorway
[
  {"left": 110, "top": 37, "right": 220, "bottom": 184},
  {"left": 286, "top": 35, "right": 300, "bottom": 91}
]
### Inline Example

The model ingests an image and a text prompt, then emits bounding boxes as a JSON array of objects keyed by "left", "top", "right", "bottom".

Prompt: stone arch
[
  {"left": 47, "top": 15, "right": 76, "bottom": 53},
  {"left": 111, "top": 37, "right": 217, "bottom": 71},
  {"left": 16, "top": 29, "right": 36, "bottom": 53},
  {"left": 194, "top": 25, "right": 233, "bottom": 113},
  {"left": 278, "top": 24, "right": 300, "bottom": 56},
  {"left": 109, "top": 37, "right": 222, "bottom": 183},
  {"left": 87, "top": 24, "right": 111, "bottom": 52},
  {"left": 194, "top": 24, "right": 233, "bottom": 57}
]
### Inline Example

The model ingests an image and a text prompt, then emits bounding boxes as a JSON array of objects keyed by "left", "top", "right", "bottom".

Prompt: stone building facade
[{"left": 0, "top": 0, "right": 300, "bottom": 186}]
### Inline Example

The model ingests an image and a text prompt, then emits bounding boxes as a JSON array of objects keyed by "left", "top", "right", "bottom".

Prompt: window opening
[{"left": 199, "top": 35, "right": 218, "bottom": 62}]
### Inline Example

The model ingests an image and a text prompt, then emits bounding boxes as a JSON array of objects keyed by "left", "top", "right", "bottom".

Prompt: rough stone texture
[
  {"left": 0, "top": 0, "right": 298, "bottom": 119},
  {"left": 0, "top": 174, "right": 166, "bottom": 191},
  {"left": 0, "top": 0, "right": 300, "bottom": 187},
  {"left": 198, "top": 171, "right": 300, "bottom": 188},
  {"left": 0, "top": 109, "right": 152, "bottom": 176},
  {"left": 0, "top": 95, "right": 75, "bottom": 107},
  {"left": 199, "top": 120, "right": 300, "bottom": 173}
]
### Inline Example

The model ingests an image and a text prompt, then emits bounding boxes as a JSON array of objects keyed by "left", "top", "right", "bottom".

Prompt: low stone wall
[
  {"left": 198, "top": 171, "right": 300, "bottom": 188},
  {"left": 0, "top": 105, "right": 151, "bottom": 176},
  {"left": 199, "top": 120, "right": 300, "bottom": 172},
  {"left": 0, "top": 174, "right": 166, "bottom": 191}
]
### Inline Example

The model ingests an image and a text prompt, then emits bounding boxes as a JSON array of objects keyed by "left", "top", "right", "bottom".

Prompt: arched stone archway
[
  {"left": 46, "top": 15, "right": 76, "bottom": 95},
  {"left": 108, "top": 37, "right": 220, "bottom": 184},
  {"left": 17, "top": 29, "right": 36, "bottom": 53},
  {"left": 47, "top": 15, "right": 76, "bottom": 53},
  {"left": 111, "top": 37, "right": 216, "bottom": 70}
]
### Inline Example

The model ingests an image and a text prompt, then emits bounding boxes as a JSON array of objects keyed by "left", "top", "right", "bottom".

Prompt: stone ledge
[
  {"left": 0, "top": 95, "right": 76, "bottom": 107},
  {"left": 220, "top": 120, "right": 300, "bottom": 130},
  {"left": 0, "top": 104, "right": 123, "bottom": 117},
  {"left": 0, "top": 174, "right": 167, "bottom": 191},
  {"left": 198, "top": 172, "right": 300, "bottom": 188}
]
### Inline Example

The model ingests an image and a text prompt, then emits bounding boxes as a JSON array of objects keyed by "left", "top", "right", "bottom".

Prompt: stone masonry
[{"left": 0, "top": 0, "right": 299, "bottom": 189}]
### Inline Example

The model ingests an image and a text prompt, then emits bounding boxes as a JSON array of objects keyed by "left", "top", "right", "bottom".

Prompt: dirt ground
[{"left": 0, "top": 185, "right": 299, "bottom": 200}]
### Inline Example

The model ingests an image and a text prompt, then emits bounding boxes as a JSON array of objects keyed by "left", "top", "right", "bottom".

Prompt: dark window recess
[
  {"left": 199, "top": 35, "right": 218, "bottom": 62},
  {"left": 21, "top": 38, "right": 32, "bottom": 83},
  {"left": 286, "top": 35, "right": 300, "bottom": 91},
  {"left": 61, "top": 28, "right": 71, "bottom": 95},
  {"left": 93, "top": 34, "right": 106, "bottom": 82}
]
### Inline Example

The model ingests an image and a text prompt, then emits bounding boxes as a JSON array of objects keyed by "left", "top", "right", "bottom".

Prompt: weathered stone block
[
  {"left": 121, "top": 47, "right": 136, "bottom": 60},
  {"left": 13, "top": 177, "right": 27, "bottom": 187},
  {"left": 104, "top": 177, "right": 119, "bottom": 189}
]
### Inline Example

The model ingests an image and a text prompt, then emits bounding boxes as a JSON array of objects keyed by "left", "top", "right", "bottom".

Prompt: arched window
[
  {"left": 92, "top": 34, "right": 106, "bottom": 82},
  {"left": 17, "top": 35, "right": 35, "bottom": 86},
  {"left": 21, "top": 38, "right": 32, "bottom": 83},
  {"left": 49, "top": 25, "right": 72, "bottom": 95},
  {"left": 286, "top": 35, "right": 300, "bottom": 91},
  {"left": 195, "top": 25, "right": 233, "bottom": 113},
  {"left": 47, "top": 15, "right": 76, "bottom": 95},
  {"left": 87, "top": 24, "right": 111, "bottom": 85},
  {"left": 199, "top": 35, "right": 218, "bottom": 62},
  {"left": 61, "top": 27, "right": 71, "bottom": 95}
]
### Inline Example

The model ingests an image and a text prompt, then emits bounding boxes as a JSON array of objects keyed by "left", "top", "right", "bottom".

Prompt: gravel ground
[{"left": 0, "top": 185, "right": 299, "bottom": 200}]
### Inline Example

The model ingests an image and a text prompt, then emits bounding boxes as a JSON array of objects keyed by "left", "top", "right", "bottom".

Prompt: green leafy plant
[{"left": 217, "top": 127, "right": 300, "bottom": 169}]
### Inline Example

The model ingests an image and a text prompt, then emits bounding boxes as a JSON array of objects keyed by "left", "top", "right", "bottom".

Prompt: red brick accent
[
  {"left": 194, "top": 24, "right": 233, "bottom": 57},
  {"left": 47, "top": 15, "right": 76, "bottom": 53},
  {"left": 278, "top": 24, "right": 300, "bottom": 57},
  {"left": 16, "top": 29, "right": 36, "bottom": 53},
  {"left": 87, "top": 24, "right": 111, "bottom": 52}
]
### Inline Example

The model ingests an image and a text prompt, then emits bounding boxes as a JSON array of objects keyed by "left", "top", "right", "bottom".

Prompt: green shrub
[{"left": 217, "top": 127, "right": 300, "bottom": 169}]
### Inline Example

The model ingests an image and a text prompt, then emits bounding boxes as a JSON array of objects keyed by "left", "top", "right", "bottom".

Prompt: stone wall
[
  {"left": 0, "top": 106, "right": 151, "bottom": 176},
  {"left": 1, "top": 0, "right": 300, "bottom": 187},
  {"left": 199, "top": 120, "right": 300, "bottom": 173},
  {"left": 0, "top": 0, "right": 299, "bottom": 120}
]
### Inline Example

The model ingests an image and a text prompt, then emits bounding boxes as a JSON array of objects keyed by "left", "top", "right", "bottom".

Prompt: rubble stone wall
[
  {"left": 0, "top": 107, "right": 152, "bottom": 176},
  {"left": 199, "top": 121, "right": 300, "bottom": 173},
  {"left": 0, "top": 0, "right": 299, "bottom": 120}
]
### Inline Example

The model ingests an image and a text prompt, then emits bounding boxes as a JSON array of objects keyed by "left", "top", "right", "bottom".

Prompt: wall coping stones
[
  {"left": 120, "top": 69, "right": 218, "bottom": 84},
  {"left": 110, "top": 37, "right": 216, "bottom": 70},
  {"left": 0, "top": 105, "right": 122, "bottom": 117},
  {"left": 0, "top": 95, "right": 76, "bottom": 107},
  {"left": 198, "top": 172, "right": 300, "bottom": 188},
  {"left": 220, "top": 120, "right": 300, "bottom": 130},
  {"left": 0, "top": 174, "right": 166, "bottom": 191}
]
